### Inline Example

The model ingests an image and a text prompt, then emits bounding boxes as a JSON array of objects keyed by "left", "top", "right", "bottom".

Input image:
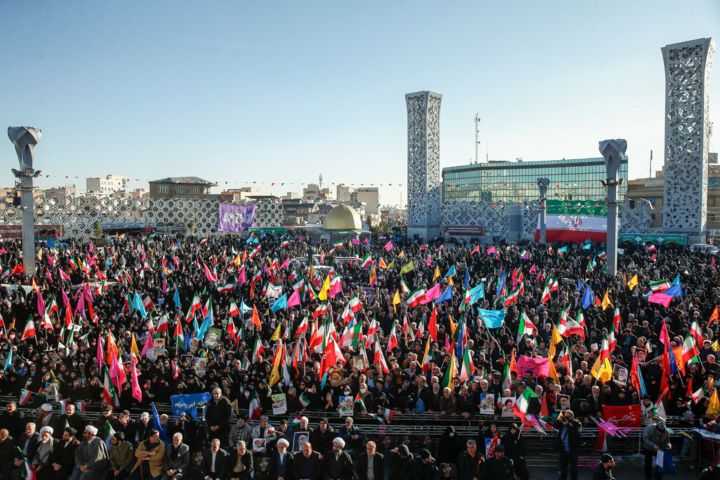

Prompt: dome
[{"left": 323, "top": 205, "right": 362, "bottom": 230}]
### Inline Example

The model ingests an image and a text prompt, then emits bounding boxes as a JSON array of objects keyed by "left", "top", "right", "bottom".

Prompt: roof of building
[
  {"left": 324, "top": 205, "right": 362, "bottom": 230},
  {"left": 150, "top": 177, "right": 214, "bottom": 185}
]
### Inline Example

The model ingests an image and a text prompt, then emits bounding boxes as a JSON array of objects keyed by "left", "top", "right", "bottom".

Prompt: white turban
[
  {"left": 85, "top": 425, "right": 98, "bottom": 435},
  {"left": 333, "top": 437, "right": 345, "bottom": 448},
  {"left": 40, "top": 426, "right": 53, "bottom": 435},
  {"left": 277, "top": 439, "right": 289, "bottom": 447},
  {"left": 40, "top": 404, "right": 52, "bottom": 412}
]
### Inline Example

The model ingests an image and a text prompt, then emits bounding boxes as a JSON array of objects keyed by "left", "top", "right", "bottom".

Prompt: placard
[
  {"left": 479, "top": 394, "right": 495, "bottom": 415},
  {"left": 338, "top": 396, "right": 353, "bottom": 417},
  {"left": 555, "top": 394, "right": 570, "bottom": 411},
  {"left": 272, "top": 394, "right": 287, "bottom": 415},
  {"left": 252, "top": 438, "right": 266, "bottom": 452},
  {"left": 485, "top": 437, "right": 500, "bottom": 457},
  {"left": 499, "top": 397, "right": 517, "bottom": 417},
  {"left": 293, "top": 432, "right": 310, "bottom": 454},
  {"left": 612, "top": 364, "right": 628, "bottom": 386},
  {"left": 194, "top": 357, "right": 207, "bottom": 376},
  {"left": 353, "top": 355, "right": 366, "bottom": 371},
  {"left": 153, "top": 338, "right": 166, "bottom": 357},
  {"left": 203, "top": 328, "right": 222, "bottom": 349}
]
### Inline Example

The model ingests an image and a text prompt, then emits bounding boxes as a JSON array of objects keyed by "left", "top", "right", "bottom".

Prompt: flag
[
  {"left": 21, "top": 320, "right": 36, "bottom": 341},
  {"left": 354, "top": 394, "right": 366, "bottom": 411},
  {"left": 601, "top": 289, "right": 612, "bottom": 310},
  {"left": 19, "top": 389, "right": 32, "bottom": 406},
  {"left": 173, "top": 320, "right": 185, "bottom": 352},
  {"left": 360, "top": 254, "right": 372, "bottom": 269},
  {"left": 383, "top": 408, "right": 394, "bottom": 424},
  {"left": 513, "top": 387, "right": 538, "bottom": 423},
  {"left": 519, "top": 312, "right": 537, "bottom": 336},
  {"left": 399, "top": 261, "right": 414, "bottom": 275},
  {"left": 591, "top": 334, "right": 613, "bottom": 383},
  {"left": 299, "top": 392, "right": 312, "bottom": 408},
  {"left": 406, "top": 288, "right": 426, "bottom": 308}
]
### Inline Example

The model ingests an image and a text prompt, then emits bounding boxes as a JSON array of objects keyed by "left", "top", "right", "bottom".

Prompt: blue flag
[
  {"left": 434, "top": 286, "right": 453, "bottom": 304},
  {"left": 197, "top": 306, "right": 213, "bottom": 340},
  {"left": 173, "top": 287, "right": 181, "bottom": 308},
  {"left": 465, "top": 270, "right": 470, "bottom": 288},
  {"left": 672, "top": 275, "right": 681, "bottom": 286},
  {"left": 445, "top": 265, "right": 456, "bottom": 278},
  {"left": 239, "top": 299, "right": 253, "bottom": 313},
  {"left": 581, "top": 287, "right": 595, "bottom": 309},
  {"left": 577, "top": 279, "right": 583, "bottom": 291},
  {"left": 271, "top": 294, "right": 288, "bottom": 312},
  {"left": 151, "top": 402, "right": 171, "bottom": 444},
  {"left": 558, "top": 246, "right": 568, "bottom": 254},
  {"left": 456, "top": 322, "right": 465, "bottom": 358},
  {"left": 183, "top": 329, "right": 191, "bottom": 353},
  {"left": 133, "top": 292, "right": 148, "bottom": 318},
  {"left": 663, "top": 283, "right": 682, "bottom": 297},
  {"left": 3, "top": 347, "right": 12, "bottom": 371},
  {"left": 469, "top": 284, "right": 485, "bottom": 304},
  {"left": 583, "top": 243, "right": 591, "bottom": 250},
  {"left": 477, "top": 308, "right": 505, "bottom": 328}
]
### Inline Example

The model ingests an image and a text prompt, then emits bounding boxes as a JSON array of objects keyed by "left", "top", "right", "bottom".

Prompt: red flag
[
  {"left": 428, "top": 307, "right": 438, "bottom": 343},
  {"left": 21, "top": 320, "right": 36, "bottom": 341},
  {"left": 11, "top": 264, "right": 23, "bottom": 275},
  {"left": 603, "top": 404, "right": 641, "bottom": 428},
  {"left": 710, "top": 306, "right": 719, "bottom": 326}
]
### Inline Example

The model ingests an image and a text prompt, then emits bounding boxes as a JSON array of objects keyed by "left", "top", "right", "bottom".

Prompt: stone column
[
  {"left": 8, "top": 127, "right": 42, "bottom": 277},
  {"left": 599, "top": 139, "right": 627, "bottom": 277},
  {"left": 537, "top": 178, "right": 549, "bottom": 244}
]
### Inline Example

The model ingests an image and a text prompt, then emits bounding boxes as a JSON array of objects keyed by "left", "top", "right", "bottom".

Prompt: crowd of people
[{"left": 0, "top": 230, "right": 716, "bottom": 479}]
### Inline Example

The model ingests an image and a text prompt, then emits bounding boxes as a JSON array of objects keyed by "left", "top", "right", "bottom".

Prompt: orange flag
[
  {"left": 251, "top": 305, "right": 262, "bottom": 329},
  {"left": 710, "top": 306, "right": 719, "bottom": 326}
]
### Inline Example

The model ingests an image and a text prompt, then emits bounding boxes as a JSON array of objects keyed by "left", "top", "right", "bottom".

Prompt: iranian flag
[
  {"left": 156, "top": 315, "right": 169, "bottom": 333},
  {"left": 503, "top": 286, "right": 521, "bottom": 307},
  {"left": 19, "top": 451, "right": 36, "bottom": 480},
  {"left": 248, "top": 390, "right": 262, "bottom": 422},
  {"left": 459, "top": 343, "right": 474, "bottom": 382},
  {"left": 229, "top": 301, "right": 240, "bottom": 317},
  {"left": 383, "top": 408, "right": 394, "bottom": 424},
  {"left": 535, "top": 201, "right": 618, "bottom": 242},
  {"left": 682, "top": 333, "right": 700, "bottom": 364},
  {"left": 400, "top": 278, "right": 410, "bottom": 296},
  {"left": 19, "top": 390, "right": 32, "bottom": 406},
  {"left": 290, "top": 412, "right": 304, "bottom": 428},
  {"left": 333, "top": 241, "right": 343, "bottom": 248},
  {"left": 348, "top": 294, "right": 362, "bottom": 313},
  {"left": 541, "top": 285, "right": 551, "bottom": 303},
  {"left": 405, "top": 288, "right": 426, "bottom": 308},
  {"left": 513, "top": 386, "right": 538, "bottom": 423},
  {"left": 217, "top": 283, "right": 234, "bottom": 294},
  {"left": 21, "top": 320, "right": 36, "bottom": 341},
  {"left": 299, "top": 392, "right": 312, "bottom": 408},
  {"left": 650, "top": 280, "right": 671, "bottom": 293},
  {"left": 185, "top": 293, "right": 201, "bottom": 321},
  {"left": 519, "top": 312, "right": 537, "bottom": 336},
  {"left": 340, "top": 320, "right": 363, "bottom": 349},
  {"left": 360, "top": 254, "right": 372, "bottom": 269}
]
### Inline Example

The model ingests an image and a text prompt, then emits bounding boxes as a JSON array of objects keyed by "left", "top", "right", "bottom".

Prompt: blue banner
[
  {"left": 171, "top": 393, "right": 212, "bottom": 421},
  {"left": 477, "top": 308, "right": 505, "bottom": 328}
]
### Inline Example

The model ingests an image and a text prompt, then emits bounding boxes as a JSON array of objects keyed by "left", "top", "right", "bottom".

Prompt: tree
[
  {"left": 187, "top": 220, "right": 195, "bottom": 236},
  {"left": 92, "top": 220, "right": 103, "bottom": 239}
]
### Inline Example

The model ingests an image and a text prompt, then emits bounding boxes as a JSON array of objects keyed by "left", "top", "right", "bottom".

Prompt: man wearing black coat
[
  {"left": 320, "top": 438, "right": 353, "bottom": 480},
  {"left": 553, "top": 410, "right": 582, "bottom": 480},
  {"left": 54, "top": 405, "right": 85, "bottom": 440},
  {"left": 292, "top": 442, "right": 321, "bottom": 480},
  {"left": 0, "top": 429, "right": 17, "bottom": 470},
  {"left": 206, "top": 389, "right": 232, "bottom": 446},
  {"left": 42, "top": 428, "right": 79, "bottom": 480},
  {"left": 3, "top": 423, "right": 41, "bottom": 480},
  {"left": 200, "top": 439, "right": 228, "bottom": 480},
  {"left": 485, "top": 445, "right": 514, "bottom": 478},
  {"left": 412, "top": 449, "right": 439, "bottom": 480},
  {"left": 308, "top": 418, "right": 335, "bottom": 455},
  {"left": 355, "top": 441, "right": 384, "bottom": 480},
  {"left": 0, "top": 402, "right": 25, "bottom": 440},
  {"left": 268, "top": 439, "right": 293, "bottom": 480}
]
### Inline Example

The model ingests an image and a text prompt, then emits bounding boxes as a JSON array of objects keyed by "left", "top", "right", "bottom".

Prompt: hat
[
  {"left": 319, "top": 417, "right": 329, "bottom": 425},
  {"left": 277, "top": 439, "right": 289, "bottom": 448},
  {"left": 419, "top": 449, "right": 431, "bottom": 459},
  {"left": 140, "top": 412, "right": 150, "bottom": 419},
  {"left": 657, "top": 421, "right": 666, "bottom": 432},
  {"left": 494, "top": 445, "right": 505, "bottom": 452},
  {"left": 103, "top": 405, "right": 113, "bottom": 412},
  {"left": 40, "top": 404, "right": 52, "bottom": 412},
  {"left": 397, "top": 444, "right": 409, "bottom": 457},
  {"left": 85, "top": 425, "right": 98, "bottom": 435},
  {"left": 40, "top": 426, "right": 53, "bottom": 435},
  {"left": 333, "top": 437, "right": 345, "bottom": 448},
  {"left": 600, "top": 453, "right": 614, "bottom": 464},
  {"left": 65, "top": 427, "right": 77, "bottom": 436}
]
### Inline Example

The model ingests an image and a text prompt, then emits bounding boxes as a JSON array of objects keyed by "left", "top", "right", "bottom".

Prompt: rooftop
[{"left": 151, "top": 176, "right": 214, "bottom": 185}]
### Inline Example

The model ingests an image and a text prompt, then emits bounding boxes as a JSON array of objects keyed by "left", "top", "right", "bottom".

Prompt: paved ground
[{"left": 527, "top": 464, "right": 700, "bottom": 479}]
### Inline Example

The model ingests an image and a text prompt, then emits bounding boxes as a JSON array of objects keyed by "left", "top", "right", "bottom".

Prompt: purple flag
[{"left": 218, "top": 204, "right": 256, "bottom": 233}]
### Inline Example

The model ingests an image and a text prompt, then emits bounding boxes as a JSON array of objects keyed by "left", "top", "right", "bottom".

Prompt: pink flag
[
  {"left": 298, "top": 236, "right": 304, "bottom": 242},
  {"left": 109, "top": 354, "right": 125, "bottom": 391},
  {"left": 516, "top": 356, "right": 549, "bottom": 377},
  {"left": 352, "top": 239, "right": 359, "bottom": 245},
  {"left": 384, "top": 241, "right": 392, "bottom": 251},
  {"left": 287, "top": 289, "right": 301, "bottom": 307},
  {"left": 96, "top": 337, "right": 105, "bottom": 370},
  {"left": 45, "top": 268, "right": 53, "bottom": 284},
  {"left": 61, "top": 287, "right": 69, "bottom": 306},
  {"left": 37, "top": 292, "right": 45, "bottom": 318},
  {"left": 649, "top": 293, "right": 672, "bottom": 307},
  {"left": 330, "top": 279, "right": 343, "bottom": 298},
  {"left": 88, "top": 243, "right": 94, "bottom": 253},
  {"left": 203, "top": 263, "right": 216, "bottom": 282},
  {"left": 131, "top": 357, "right": 143, "bottom": 402},
  {"left": 529, "top": 264, "right": 536, "bottom": 273},
  {"left": 141, "top": 334, "right": 154, "bottom": 357},
  {"left": 162, "top": 279, "right": 167, "bottom": 295},
  {"left": 487, "top": 247, "right": 496, "bottom": 254},
  {"left": 660, "top": 320, "right": 671, "bottom": 348},
  {"left": 141, "top": 251, "right": 146, "bottom": 262},
  {"left": 424, "top": 283, "right": 442, "bottom": 303},
  {"left": 88, "top": 256, "right": 96, "bottom": 267},
  {"left": 264, "top": 264, "right": 271, "bottom": 275},
  {"left": 59, "top": 269, "right": 70, "bottom": 281},
  {"left": 426, "top": 255, "right": 431, "bottom": 267},
  {"left": 280, "top": 257, "right": 290, "bottom": 269},
  {"left": 713, "top": 257, "right": 716, "bottom": 268},
  {"left": 173, "top": 256, "right": 180, "bottom": 268}
]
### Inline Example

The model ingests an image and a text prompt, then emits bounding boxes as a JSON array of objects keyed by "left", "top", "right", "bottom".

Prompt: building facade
[
  {"left": 356, "top": 187, "right": 380, "bottom": 214},
  {"left": 303, "top": 183, "right": 333, "bottom": 202},
  {"left": 149, "top": 176, "right": 229, "bottom": 201},
  {"left": 86, "top": 175, "right": 126, "bottom": 195},
  {"left": 42, "top": 185, "right": 76, "bottom": 198},
  {"left": 442, "top": 157, "right": 628, "bottom": 204}
]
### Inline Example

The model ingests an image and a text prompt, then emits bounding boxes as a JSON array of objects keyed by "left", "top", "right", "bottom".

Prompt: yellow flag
[
  {"left": 551, "top": 324, "right": 563, "bottom": 349},
  {"left": 591, "top": 356, "right": 613, "bottom": 383},
  {"left": 449, "top": 276, "right": 454, "bottom": 286},
  {"left": 268, "top": 341, "right": 283, "bottom": 386},
  {"left": 393, "top": 290, "right": 400, "bottom": 312},
  {"left": 318, "top": 274, "right": 331, "bottom": 300},
  {"left": 131, "top": 334, "right": 141, "bottom": 358},
  {"left": 388, "top": 260, "right": 395, "bottom": 270},
  {"left": 713, "top": 339, "right": 720, "bottom": 351},
  {"left": 627, "top": 275, "right": 638, "bottom": 290},
  {"left": 707, "top": 389, "right": 720, "bottom": 417},
  {"left": 448, "top": 315, "right": 456, "bottom": 336},
  {"left": 602, "top": 289, "right": 612, "bottom": 310},
  {"left": 398, "top": 251, "right": 405, "bottom": 258},
  {"left": 270, "top": 322, "right": 282, "bottom": 341},
  {"left": 38, "top": 249, "right": 43, "bottom": 261},
  {"left": 547, "top": 356, "right": 559, "bottom": 382},
  {"left": 433, "top": 266, "right": 440, "bottom": 280},
  {"left": 233, "top": 255, "right": 241, "bottom": 266}
]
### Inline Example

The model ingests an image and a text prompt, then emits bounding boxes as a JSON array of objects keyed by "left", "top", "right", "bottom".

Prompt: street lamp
[
  {"left": 599, "top": 139, "right": 627, "bottom": 277},
  {"left": 8, "top": 127, "right": 42, "bottom": 276},
  {"left": 537, "top": 178, "right": 550, "bottom": 244}
]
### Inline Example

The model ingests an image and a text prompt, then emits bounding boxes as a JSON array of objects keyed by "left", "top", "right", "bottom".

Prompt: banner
[
  {"left": 171, "top": 393, "right": 212, "bottom": 421},
  {"left": 535, "top": 213, "right": 620, "bottom": 243},
  {"left": 272, "top": 393, "right": 287, "bottom": 415},
  {"left": 218, "top": 204, "right": 256, "bottom": 233},
  {"left": 603, "top": 404, "right": 641, "bottom": 428},
  {"left": 516, "top": 356, "right": 549, "bottom": 378},
  {"left": 477, "top": 308, "right": 505, "bottom": 328}
]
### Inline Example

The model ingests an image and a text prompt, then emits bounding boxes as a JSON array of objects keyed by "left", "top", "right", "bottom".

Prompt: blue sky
[{"left": 1, "top": 1, "right": 719, "bottom": 207}]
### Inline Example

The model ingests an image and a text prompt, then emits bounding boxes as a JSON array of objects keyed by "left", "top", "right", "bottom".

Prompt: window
[
  {"left": 177, "top": 187, "right": 185, "bottom": 194},
  {"left": 192, "top": 187, "right": 199, "bottom": 194},
  {"left": 158, "top": 186, "right": 169, "bottom": 194}
]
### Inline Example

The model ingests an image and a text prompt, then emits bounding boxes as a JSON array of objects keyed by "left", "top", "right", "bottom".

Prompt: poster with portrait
[
  {"left": 194, "top": 357, "right": 207, "bottom": 376},
  {"left": 556, "top": 394, "right": 571, "bottom": 411},
  {"left": 500, "top": 397, "right": 517, "bottom": 417},
  {"left": 612, "top": 364, "right": 628, "bottom": 386},
  {"left": 353, "top": 355, "right": 366, "bottom": 372},
  {"left": 153, "top": 338, "right": 166, "bottom": 357},
  {"left": 485, "top": 437, "right": 500, "bottom": 457},
  {"left": 479, "top": 394, "right": 495, "bottom": 415},
  {"left": 272, "top": 393, "right": 287, "bottom": 415},
  {"left": 338, "top": 396, "right": 354, "bottom": 417},
  {"left": 203, "top": 328, "right": 222, "bottom": 349},
  {"left": 48, "top": 351, "right": 62, "bottom": 364},
  {"left": 293, "top": 432, "right": 309, "bottom": 454},
  {"left": 252, "top": 438, "right": 266, "bottom": 452},
  {"left": 637, "top": 349, "right": 647, "bottom": 363}
]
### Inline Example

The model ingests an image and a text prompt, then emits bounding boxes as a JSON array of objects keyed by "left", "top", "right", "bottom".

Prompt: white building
[
  {"left": 86, "top": 175, "right": 126, "bottom": 195},
  {"left": 303, "top": 183, "right": 332, "bottom": 202},
  {"left": 357, "top": 187, "right": 380, "bottom": 214}
]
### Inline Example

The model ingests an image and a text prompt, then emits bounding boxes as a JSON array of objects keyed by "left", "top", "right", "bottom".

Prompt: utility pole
[
  {"left": 474, "top": 113, "right": 481, "bottom": 163},
  {"left": 649, "top": 150, "right": 653, "bottom": 178},
  {"left": 600, "top": 139, "right": 627, "bottom": 278}
]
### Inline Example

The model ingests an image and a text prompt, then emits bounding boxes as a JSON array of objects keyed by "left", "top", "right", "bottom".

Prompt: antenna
[
  {"left": 319, "top": 174, "right": 323, "bottom": 191},
  {"left": 475, "top": 113, "right": 481, "bottom": 164},
  {"left": 649, "top": 150, "right": 653, "bottom": 178}
]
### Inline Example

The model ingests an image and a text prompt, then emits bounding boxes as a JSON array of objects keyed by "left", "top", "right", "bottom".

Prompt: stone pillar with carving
[
  {"left": 661, "top": 38, "right": 715, "bottom": 243},
  {"left": 406, "top": 91, "right": 442, "bottom": 240},
  {"left": 600, "top": 139, "right": 627, "bottom": 278},
  {"left": 537, "top": 178, "right": 550, "bottom": 244}
]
